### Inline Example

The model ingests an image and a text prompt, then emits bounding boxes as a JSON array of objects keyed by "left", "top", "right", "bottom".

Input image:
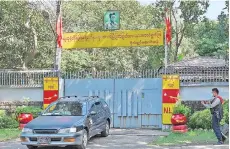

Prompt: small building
[
  {"left": 159, "top": 56, "right": 229, "bottom": 83},
  {"left": 169, "top": 56, "right": 228, "bottom": 67}
]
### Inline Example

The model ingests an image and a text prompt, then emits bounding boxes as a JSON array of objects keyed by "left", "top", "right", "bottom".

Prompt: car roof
[{"left": 57, "top": 95, "right": 103, "bottom": 103}]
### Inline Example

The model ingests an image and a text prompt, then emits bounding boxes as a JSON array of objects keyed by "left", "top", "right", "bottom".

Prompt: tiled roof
[
  {"left": 158, "top": 57, "right": 229, "bottom": 82},
  {"left": 169, "top": 56, "right": 228, "bottom": 67}
]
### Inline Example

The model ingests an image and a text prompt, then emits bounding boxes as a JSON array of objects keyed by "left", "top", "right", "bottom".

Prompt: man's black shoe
[{"left": 214, "top": 141, "right": 224, "bottom": 145}]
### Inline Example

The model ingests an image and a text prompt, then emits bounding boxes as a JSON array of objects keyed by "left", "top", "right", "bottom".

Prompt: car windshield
[{"left": 42, "top": 101, "right": 87, "bottom": 116}]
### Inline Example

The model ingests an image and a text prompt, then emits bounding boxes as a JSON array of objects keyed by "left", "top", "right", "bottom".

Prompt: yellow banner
[
  {"left": 43, "top": 77, "right": 59, "bottom": 91},
  {"left": 162, "top": 103, "right": 175, "bottom": 124},
  {"left": 63, "top": 29, "right": 163, "bottom": 49},
  {"left": 162, "top": 75, "right": 180, "bottom": 89}
]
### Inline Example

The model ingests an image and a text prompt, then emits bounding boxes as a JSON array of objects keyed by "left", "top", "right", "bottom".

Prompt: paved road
[{"left": 0, "top": 129, "right": 228, "bottom": 149}]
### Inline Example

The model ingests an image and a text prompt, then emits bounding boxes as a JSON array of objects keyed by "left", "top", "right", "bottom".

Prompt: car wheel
[
  {"left": 78, "top": 129, "right": 88, "bottom": 149},
  {"left": 26, "top": 145, "right": 37, "bottom": 149},
  {"left": 101, "top": 120, "right": 109, "bottom": 137}
]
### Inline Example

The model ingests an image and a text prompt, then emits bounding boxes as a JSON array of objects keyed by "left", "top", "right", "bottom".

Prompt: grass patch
[
  {"left": 151, "top": 130, "right": 224, "bottom": 146},
  {"left": 0, "top": 129, "right": 21, "bottom": 141}
]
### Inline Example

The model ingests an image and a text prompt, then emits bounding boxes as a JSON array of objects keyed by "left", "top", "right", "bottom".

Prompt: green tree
[
  {"left": 193, "top": 20, "right": 227, "bottom": 58},
  {"left": 216, "top": 0, "right": 229, "bottom": 60},
  {"left": 0, "top": 1, "right": 54, "bottom": 69},
  {"left": 154, "top": 0, "right": 209, "bottom": 62},
  {"left": 193, "top": 1, "right": 229, "bottom": 60}
]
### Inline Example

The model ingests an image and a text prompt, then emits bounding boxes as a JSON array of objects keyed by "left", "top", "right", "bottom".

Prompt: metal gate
[
  {"left": 64, "top": 78, "right": 162, "bottom": 128},
  {"left": 64, "top": 79, "right": 114, "bottom": 127},
  {"left": 113, "top": 79, "right": 162, "bottom": 128}
]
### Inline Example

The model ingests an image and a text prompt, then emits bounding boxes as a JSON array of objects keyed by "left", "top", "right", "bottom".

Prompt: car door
[
  {"left": 88, "top": 103, "right": 99, "bottom": 137},
  {"left": 101, "top": 100, "right": 110, "bottom": 119},
  {"left": 94, "top": 101, "right": 105, "bottom": 133}
]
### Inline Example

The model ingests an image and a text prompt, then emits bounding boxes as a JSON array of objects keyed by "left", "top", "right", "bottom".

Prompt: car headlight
[
  {"left": 22, "top": 128, "right": 33, "bottom": 133},
  {"left": 58, "top": 126, "right": 83, "bottom": 133}
]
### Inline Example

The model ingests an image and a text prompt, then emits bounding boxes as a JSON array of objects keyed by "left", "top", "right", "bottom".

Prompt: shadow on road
[{"left": 35, "top": 134, "right": 155, "bottom": 149}]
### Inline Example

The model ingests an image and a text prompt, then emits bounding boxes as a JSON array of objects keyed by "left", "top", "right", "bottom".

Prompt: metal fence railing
[
  {"left": 0, "top": 70, "right": 59, "bottom": 87},
  {"left": 159, "top": 66, "right": 229, "bottom": 84},
  {"left": 0, "top": 66, "right": 228, "bottom": 87},
  {"left": 62, "top": 69, "right": 161, "bottom": 79}
]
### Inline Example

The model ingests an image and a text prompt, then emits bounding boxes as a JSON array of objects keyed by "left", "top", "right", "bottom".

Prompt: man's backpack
[{"left": 217, "top": 95, "right": 224, "bottom": 104}]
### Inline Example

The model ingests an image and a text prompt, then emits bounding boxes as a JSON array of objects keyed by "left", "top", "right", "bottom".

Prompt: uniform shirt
[{"left": 202, "top": 97, "right": 221, "bottom": 108}]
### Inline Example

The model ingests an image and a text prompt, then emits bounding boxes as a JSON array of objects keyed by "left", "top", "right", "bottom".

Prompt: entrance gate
[{"left": 64, "top": 78, "right": 162, "bottom": 129}]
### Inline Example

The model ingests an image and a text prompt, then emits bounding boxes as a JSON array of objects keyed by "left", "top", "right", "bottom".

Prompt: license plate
[{"left": 37, "top": 137, "right": 51, "bottom": 144}]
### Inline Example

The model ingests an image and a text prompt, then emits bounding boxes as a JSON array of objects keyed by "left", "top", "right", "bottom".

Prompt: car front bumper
[{"left": 20, "top": 130, "right": 84, "bottom": 147}]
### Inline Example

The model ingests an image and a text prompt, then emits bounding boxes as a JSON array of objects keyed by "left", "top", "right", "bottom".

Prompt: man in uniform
[{"left": 201, "top": 88, "right": 227, "bottom": 145}]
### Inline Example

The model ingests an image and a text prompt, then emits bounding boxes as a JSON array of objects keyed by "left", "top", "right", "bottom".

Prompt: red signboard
[
  {"left": 43, "top": 90, "right": 59, "bottom": 104},
  {"left": 43, "top": 77, "right": 59, "bottom": 109},
  {"left": 162, "top": 75, "right": 180, "bottom": 124},
  {"left": 162, "top": 89, "right": 179, "bottom": 103}
]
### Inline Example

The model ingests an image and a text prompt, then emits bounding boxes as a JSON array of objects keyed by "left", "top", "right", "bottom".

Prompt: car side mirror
[{"left": 90, "top": 111, "right": 97, "bottom": 115}]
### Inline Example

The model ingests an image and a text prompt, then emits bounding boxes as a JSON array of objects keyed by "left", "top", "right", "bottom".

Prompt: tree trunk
[
  {"left": 22, "top": 12, "right": 38, "bottom": 70},
  {"left": 172, "top": 8, "right": 185, "bottom": 62},
  {"left": 22, "top": 14, "right": 38, "bottom": 85},
  {"left": 22, "top": 27, "right": 38, "bottom": 70},
  {"left": 173, "top": 27, "right": 185, "bottom": 62}
]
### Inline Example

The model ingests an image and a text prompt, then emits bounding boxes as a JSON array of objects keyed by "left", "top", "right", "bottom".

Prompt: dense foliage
[
  {"left": 220, "top": 100, "right": 229, "bottom": 125},
  {"left": 172, "top": 104, "right": 191, "bottom": 118},
  {"left": 188, "top": 109, "right": 212, "bottom": 130},
  {"left": 15, "top": 106, "right": 43, "bottom": 118},
  {"left": 0, "top": 1, "right": 228, "bottom": 71},
  {"left": 0, "top": 116, "right": 18, "bottom": 129},
  {"left": 193, "top": 19, "right": 229, "bottom": 60}
]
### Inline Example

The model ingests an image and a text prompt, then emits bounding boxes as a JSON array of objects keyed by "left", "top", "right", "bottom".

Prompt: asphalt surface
[{"left": 0, "top": 129, "right": 229, "bottom": 149}]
